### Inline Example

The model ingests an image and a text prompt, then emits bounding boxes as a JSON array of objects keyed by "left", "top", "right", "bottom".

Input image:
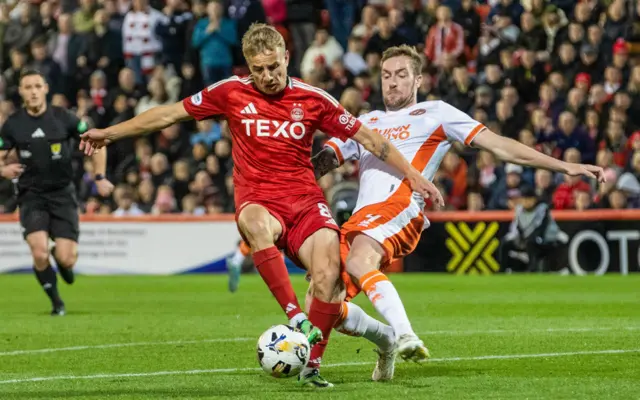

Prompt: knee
[
  {"left": 346, "top": 249, "right": 377, "bottom": 280},
  {"left": 31, "top": 247, "right": 50, "bottom": 270},
  {"left": 241, "top": 219, "right": 275, "bottom": 249},
  {"left": 55, "top": 250, "right": 77, "bottom": 269},
  {"left": 309, "top": 256, "right": 342, "bottom": 300}
]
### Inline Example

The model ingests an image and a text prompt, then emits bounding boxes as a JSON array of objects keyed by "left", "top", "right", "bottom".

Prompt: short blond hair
[
  {"left": 242, "top": 23, "right": 286, "bottom": 60},
  {"left": 381, "top": 45, "right": 423, "bottom": 76}
]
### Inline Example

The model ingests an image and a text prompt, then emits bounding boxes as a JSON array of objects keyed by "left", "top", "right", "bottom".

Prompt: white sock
[
  {"left": 230, "top": 248, "right": 245, "bottom": 266},
  {"left": 360, "top": 271, "right": 414, "bottom": 339},
  {"left": 335, "top": 302, "right": 394, "bottom": 351},
  {"left": 289, "top": 312, "right": 307, "bottom": 327}
]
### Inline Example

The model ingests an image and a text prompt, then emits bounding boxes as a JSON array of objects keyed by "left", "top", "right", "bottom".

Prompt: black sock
[{"left": 33, "top": 265, "right": 63, "bottom": 307}]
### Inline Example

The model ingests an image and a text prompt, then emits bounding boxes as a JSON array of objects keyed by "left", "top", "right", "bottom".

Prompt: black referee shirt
[{"left": 0, "top": 106, "right": 88, "bottom": 193}]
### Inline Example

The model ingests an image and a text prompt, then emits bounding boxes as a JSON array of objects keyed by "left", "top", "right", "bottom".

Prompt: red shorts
[{"left": 235, "top": 192, "right": 339, "bottom": 268}]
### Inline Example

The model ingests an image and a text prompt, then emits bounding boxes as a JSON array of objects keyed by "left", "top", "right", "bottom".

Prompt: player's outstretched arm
[
  {"left": 79, "top": 102, "right": 192, "bottom": 155},
  {"left": 472, "top": 128, "right": 606, "bottom": 183},
  {"left": 352, "top": 125, "right": 445, "bottom": 207},
  {"left": 311, "top": 147, "right": 340, "bottom": 180}
]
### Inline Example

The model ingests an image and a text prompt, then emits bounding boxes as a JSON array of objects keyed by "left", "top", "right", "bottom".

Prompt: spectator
[
  {"left": 152, "top": 185, "right": 177, "bottom": 214},
  {"left": 137, "top": 178, "right": 156, "bottom": 213},
  {"left": 517, "top": 12, "right": 547, "bottom": 53},
  {"left": 3, "top": 3, "right": 41, "bottom": 55},
  {"left": 425, "top": 6, "right": 464, "bottom": 67},
  {"left": 445, "top": 65, "right": 475, "bottom": 113},
  {"left": 453, "top": 0, "right": 481, "bottom": 49},
  {"left": 478, "top": 10, "right": 519, "bottom": 69},
  {"left": 325, "top": 0, "right": 356, "bottom": 50},
  {"left": 135, "top": 77, "right": 172, "bottom": 115},
  {"left": 29, "top": 37, "right": 63, "bottom": 96},
  {"left": 191, "top": 0, "right": 236, "bottom": 85},
  {"left": 534, "top": 169, "right": 555, "bottom": 205},
  {"left": 49, "top": 14, "right": 87, "bottom": 103},
  {"left": 112, "top": 184, "right": 145, "bottom": 216},
  {"left": 343, "top": 34, "right": 367, "bottom": 76},
  {"left": 389, "top": 8, "right": 420, "bottom": 47},
  {"left": 73, "top": 0, "right": 98, "bottom": 34},
  {"left": 122, "top": 0, "right": 165, "bottom": 84},
  {"left": 300, "top": 27, "right": 343, "bottom": 80},
  {"left": 602, "top": 1, "right": 628, "bottom": 52},
  {"left": 553, "top": 173, "right": 591, "bottom": 210},
  {"left": 156, "top": 0, "right": 193, "bottom": 75},
  {"left": 352, "top": 5, "right": 378, "bottom": 41},
  {"left": 364, "top": 16, "right": 405, "bottom": 57},
  {"left": 85, "top": 7, "right": 124, "bottom": 84},
  {"left": 488, "top": 163, "right": 523, "bottom": 210}
]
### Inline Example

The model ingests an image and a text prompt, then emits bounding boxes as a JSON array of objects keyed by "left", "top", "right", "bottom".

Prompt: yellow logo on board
[{"left": 445, "top": 222, "right": 500, "bottom": 275}]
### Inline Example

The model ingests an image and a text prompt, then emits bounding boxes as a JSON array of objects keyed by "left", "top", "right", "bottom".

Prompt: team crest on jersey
[
  {"left": 191, "top": 92, "right": 203, "bottom": 106},
  {"left": 410, "top": 108, "right": 426, "bottom": 116},
  {"left": 369, "top": 117, "right": 379, "bottom": 124},
  {"left": 50, "top": 143, "right": 62, "bottom": 160},
  {"left": 291, "top": 103, "right": 304, "bottom": 121}
]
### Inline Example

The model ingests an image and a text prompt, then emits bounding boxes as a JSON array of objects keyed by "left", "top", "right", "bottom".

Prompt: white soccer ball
[{"left": 257, "top": 324, "right": 310, "bottom": 378}]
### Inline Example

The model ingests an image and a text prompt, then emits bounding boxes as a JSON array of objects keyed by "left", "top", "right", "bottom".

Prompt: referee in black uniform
[{"left": 0, "top": 70, "right": 114, "bottom": 316}]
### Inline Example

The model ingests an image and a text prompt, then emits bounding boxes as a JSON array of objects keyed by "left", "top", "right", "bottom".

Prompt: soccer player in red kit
[{"left": 79, "top": 23, "right": 443, "bottom": 387}]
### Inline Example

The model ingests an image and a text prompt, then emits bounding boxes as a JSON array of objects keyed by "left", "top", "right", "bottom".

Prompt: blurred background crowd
[{"left": 1, "top": 0, "right": 640, "bottom": 216}]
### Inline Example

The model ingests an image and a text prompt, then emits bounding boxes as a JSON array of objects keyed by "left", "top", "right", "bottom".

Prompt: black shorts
[{"left": 18, "top": 185, "right": 79, "bottom": 242}]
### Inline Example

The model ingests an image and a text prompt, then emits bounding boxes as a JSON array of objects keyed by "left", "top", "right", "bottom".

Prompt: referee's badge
[{"left": 50, "top": 143, "right": 62, "bottom": 160}]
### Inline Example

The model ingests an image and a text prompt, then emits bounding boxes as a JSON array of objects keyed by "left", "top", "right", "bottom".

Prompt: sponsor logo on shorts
[{"left": 191, "top": 92, "right": 203, "bottom": 106}]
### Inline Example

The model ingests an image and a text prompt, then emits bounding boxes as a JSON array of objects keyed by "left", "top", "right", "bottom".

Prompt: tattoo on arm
[
  {"left": 311, "top": 148, "right": 340, "bottom": 180},
  {"left": 378, "top": 142, "right": 390, "bottom": 161}
]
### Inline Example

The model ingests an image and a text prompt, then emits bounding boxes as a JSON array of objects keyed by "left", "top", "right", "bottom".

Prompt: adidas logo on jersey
[
  {"left": 31, "top": 128, "right": 45, "bottom": 138},
  {"left": 240, "top": 103, "right": 258, "bottom": 114}
]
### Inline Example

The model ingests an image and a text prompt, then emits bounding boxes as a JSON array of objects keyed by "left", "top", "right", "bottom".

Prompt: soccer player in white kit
[{"left": 310, "top": 45, "right": 605, "bottom": 381}]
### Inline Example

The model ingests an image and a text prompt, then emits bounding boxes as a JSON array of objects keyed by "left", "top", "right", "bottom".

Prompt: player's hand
[
  {"left": 408, "top": 172, "right": 445, "bottom": 209},
  {"left": 79, "top": 129, "right": 111, "bottom": 156},
  {"left": 95, "top": 178, "right": 115, "bottom": 197},
  {"left": 564, "top": 163, "right": 606, "bottom": 183},
  {"left": 0, "top": 164, "right": 24, "bottom": 179}
]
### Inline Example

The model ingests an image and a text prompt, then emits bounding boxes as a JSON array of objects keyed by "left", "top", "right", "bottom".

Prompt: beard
[{"left": 383, "top": 82, "right": 416, "bottom": 111}]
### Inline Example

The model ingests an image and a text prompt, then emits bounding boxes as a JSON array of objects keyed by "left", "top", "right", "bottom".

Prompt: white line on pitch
[
  {"left": 1, "top": 326, "right": 637, "bottom": 357},
  {"left": 1, "top": 348, "right": 638, "bottom": 385}
]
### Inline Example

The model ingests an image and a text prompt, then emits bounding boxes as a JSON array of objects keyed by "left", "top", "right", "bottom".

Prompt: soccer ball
[{"left": 257, "top": 324, "right": 310, "bottom": 378}]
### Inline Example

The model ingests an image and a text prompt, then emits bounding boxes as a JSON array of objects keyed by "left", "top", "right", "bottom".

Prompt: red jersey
[{"left": 182, "top": 76, "right": 362, "bottom": 206}]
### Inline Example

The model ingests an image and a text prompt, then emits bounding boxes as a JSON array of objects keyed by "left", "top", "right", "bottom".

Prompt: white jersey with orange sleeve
[{"left": 329, "top": 101, "right": 485, "bottom": 267}]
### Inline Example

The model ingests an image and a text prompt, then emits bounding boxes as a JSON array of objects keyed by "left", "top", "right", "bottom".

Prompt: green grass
[{"left": 0, "top": 274, "right": 639, "bottom": 399}]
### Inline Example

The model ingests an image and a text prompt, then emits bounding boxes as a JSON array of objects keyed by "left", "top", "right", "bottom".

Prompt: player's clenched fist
[
  {"left": 79, "top": 129, "right": 110, "bottom": 156},
  {"left": 407, "top": 171, "right": 445, "bottom": 209}
]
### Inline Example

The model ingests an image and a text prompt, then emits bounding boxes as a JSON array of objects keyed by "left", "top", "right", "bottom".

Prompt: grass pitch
[{"left": 0, "top": 274, "right": 638, "bottom": 399}]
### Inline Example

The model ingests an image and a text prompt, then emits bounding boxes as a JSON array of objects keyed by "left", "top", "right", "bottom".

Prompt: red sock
[
  {"left": 253, "top": 246, "right": 302, "bottom": 320},
  {"left": 306, "top": 297, "right": 341, "bottom": 369}
]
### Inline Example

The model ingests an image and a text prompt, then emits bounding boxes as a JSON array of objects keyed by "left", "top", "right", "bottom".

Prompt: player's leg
[
  {"left": 52, "top": 238, "right": 77, "bottom": 284},
  {"left": 49, "top": 190, "right": 80, "bottom": 285},
  {"left": 20, "top": 197, "right": 65, "bottom": 315},
  {"left": 236, "top": 204, "right": 310, "bottom": 331},
  {"left": 346, "top": 233, "right": 428, "bottom": 362},
  {"left": 295, "top": 228, "right": 343, "bottom": 387},
  {"left": 304, "top": 285, "right": 396, "bottom": 381},
  {"left": 26, "top": 231, "right": 65, "bottom": 315},
  {"left": 227, "top": 240, "right": 250, "bottom": 293}
]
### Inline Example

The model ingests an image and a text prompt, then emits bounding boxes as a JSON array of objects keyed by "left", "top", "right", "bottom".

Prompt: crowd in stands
[{"left": 1, "top": 0, "right": 640, "bottom": 216}]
